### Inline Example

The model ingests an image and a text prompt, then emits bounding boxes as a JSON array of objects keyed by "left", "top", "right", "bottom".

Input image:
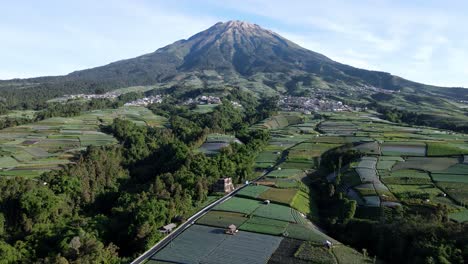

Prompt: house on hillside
[
  {"left": 213, "top": 177, "right": 235, "bottom": 193},
  {"left": 159, "top": 223, "right": 177, "bottom": 234}
]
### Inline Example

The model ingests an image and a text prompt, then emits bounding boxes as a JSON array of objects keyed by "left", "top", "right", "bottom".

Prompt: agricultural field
[
  {"left": 236, "top": 185, "right": 270, "bottom": 199},
  {"left": 0, "top": 110, "right": 37, "bottom": 120},
  {"left": 196, "top": 211, "right": 248, "bottom": 228},
  {"left": 258, "top": 188, "right": 298, "bottom": 205},
  {"left": 0, "top": 106, "right": 165, "bottom": 177},
  {"left": 150, "top": 225, "right": 283, "bottom": 264},
  {"left": 381, "top": 142, "right": 426, "bottom": 156},
  {"left": 266, "top": 168, "right": 304, "bottom": 179},
  {"left": 251, "top": 113, "right": 303, "bottom": 130},
  {"left": 199, "top": 133, "right": 242, "bottom": 155},
  {"left": 448, "top": 209, "right": 468, "bottom": 223},
  {"left": 146, "top": 111, "right": 468, "bottom": 263},
  {"left": 192, "top": 104, "right": 220, "bottom": 113},
  {"left": 213, "top": 197, "right": 262, "bottom": 214},
  {"left": 427, "top": 142, "right": 468, "bottom": 156},
  {"left": 150, "top": 225, "right": 282, "bottom": 264}
]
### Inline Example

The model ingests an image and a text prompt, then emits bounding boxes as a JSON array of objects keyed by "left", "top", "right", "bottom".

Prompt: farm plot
[
  {"left": 377, "top": 156, "right": 404, "bottom": 171},
  {"left": 253, "top": 203, "right": 296, "bottom": 222},
  {"left": 266, "top": 169, "right": 303, "bottom": 179},
  {"left": 309, "top": 136, "right": 349, "bottom": 144},
  {"left": 284, "top": 224, "right": 335, "bottom": 243},
  {"left": 150, "top": 225, "right": 227, "bottom": 264},
  {"left": 448, "top": 209, "right": 468, "bottom": 223},
  {"left": 388, "top": 184, "right": 444, "bottom": 201},
  {"left": 192, "top": 104, "right": 219, "bottom": 113},
  {"left": 253, "top": 114, "right": 303, "bottom": 130},
  {"left": 431, "top": 174, "right": 468, "bottom": 183},
  {"left": 427, "top": 142, "right": 468, "bottom": 156},
  {"left": 354, "top": 141, "right": 380, "bottom": 155},
  {"left": 381, "top": 142, "right": 426, "bottom": 156},
  {"left": 381, "top": 170, "right": 432, "bottom": 185},
  {"left": 280, "top": 160, "right": 315, "bottom": 170},
  {"left": 199, "top": 229, "right": 283, "bottom": 264},
  {"left": 151, "top": 225, "right": 283, "bottom": 264},
  {"left": 236, "top": 185, "right": 270, "bottom": 199},
  {"left": 199, "top": 134, "right": 242, "bottom": 155},
  {"left": 199, "top": 142, "right": 230, "bottom": 155},
  {"left": 288, "top": 143, "right": 341, "bottom": 161},
  {"left": 392, "top": 157, "right": 459, "bottom": 172},
  {"left": 436, "top": 182, "right": 468, "bottom": 204},
  {"left": 197, "top": 211, "right": 248, "bottom": 228},
  {"left": 356, "top": 167, "right": 378, "bottom": 183},
  {"left": 255, "top": 151, "right": 281, "bottom": 162},
  {"left": 362, "top": 196, "right": 381, "bottom": 207},
  {"left": 433, "top": 164, "right": 468, "bottom": 174},
  {"left": 213, "top": 197, "right": 261, "bottom": 214},
  {"left": 258, "top": 188, "right": 298, "bottom": 205},
  {"left": 291, "top": 190, "right": 312, "bottom": 216},
  {"left": 268, "top": 178, "right": 300, "bottom": 189},
  {"left": 239, "top": 218, "right": 288, "bottom": 235}
]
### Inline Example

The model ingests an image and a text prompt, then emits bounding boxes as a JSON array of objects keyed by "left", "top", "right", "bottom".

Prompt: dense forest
[{"left": 0, "top": 94, "right": 276, "bottom": 263}]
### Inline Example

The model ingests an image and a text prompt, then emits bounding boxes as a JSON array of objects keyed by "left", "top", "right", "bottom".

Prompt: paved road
[{"left": 130, "top": 171, "right": 268, "bottom": 264}]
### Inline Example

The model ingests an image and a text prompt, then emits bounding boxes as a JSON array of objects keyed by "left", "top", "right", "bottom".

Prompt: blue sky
[{"left": 1, "top": 0, "right": 468, "bottom": 87}]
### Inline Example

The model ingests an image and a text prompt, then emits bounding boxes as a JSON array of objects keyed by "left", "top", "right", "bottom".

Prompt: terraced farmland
[{"left": 0, "top": 106, "right": 165, "bottom": 177}]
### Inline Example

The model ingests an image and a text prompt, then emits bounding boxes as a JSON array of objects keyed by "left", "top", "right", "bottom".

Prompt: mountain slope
[{"left": 1, "top": 20, "right": 467, "bottom": 106}]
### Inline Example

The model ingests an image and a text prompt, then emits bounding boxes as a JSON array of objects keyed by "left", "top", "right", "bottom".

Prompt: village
[
  {"left": 124, "top": 95, "right": 164, "bottom": 106},
  {"left": 278, "top": 96, "right": 363, "bottom": 113}
]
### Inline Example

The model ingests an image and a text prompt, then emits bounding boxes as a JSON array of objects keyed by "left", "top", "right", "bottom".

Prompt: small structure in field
[
  {"left": 213, "top": 177, "right": 235, "bottom": 193},
  {"left": 225, "top": 224, "right": 238, "bottom": 235},
  {"left": 264, "top": 199, "right": 270, "bottom": 205},
  {"left": 159, "top": 223, "right": 177, "bottom": 234},
  {"left": 324, "top": 240, "right": 333, "bottom": 249}
]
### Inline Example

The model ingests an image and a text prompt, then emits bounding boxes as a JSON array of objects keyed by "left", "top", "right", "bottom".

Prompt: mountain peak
[
  {"left": 18, "top": 19, "right": 450, "bottom": 102},
  {"left": 223, "top": 20, "right": 258, "bottom": 29}
]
